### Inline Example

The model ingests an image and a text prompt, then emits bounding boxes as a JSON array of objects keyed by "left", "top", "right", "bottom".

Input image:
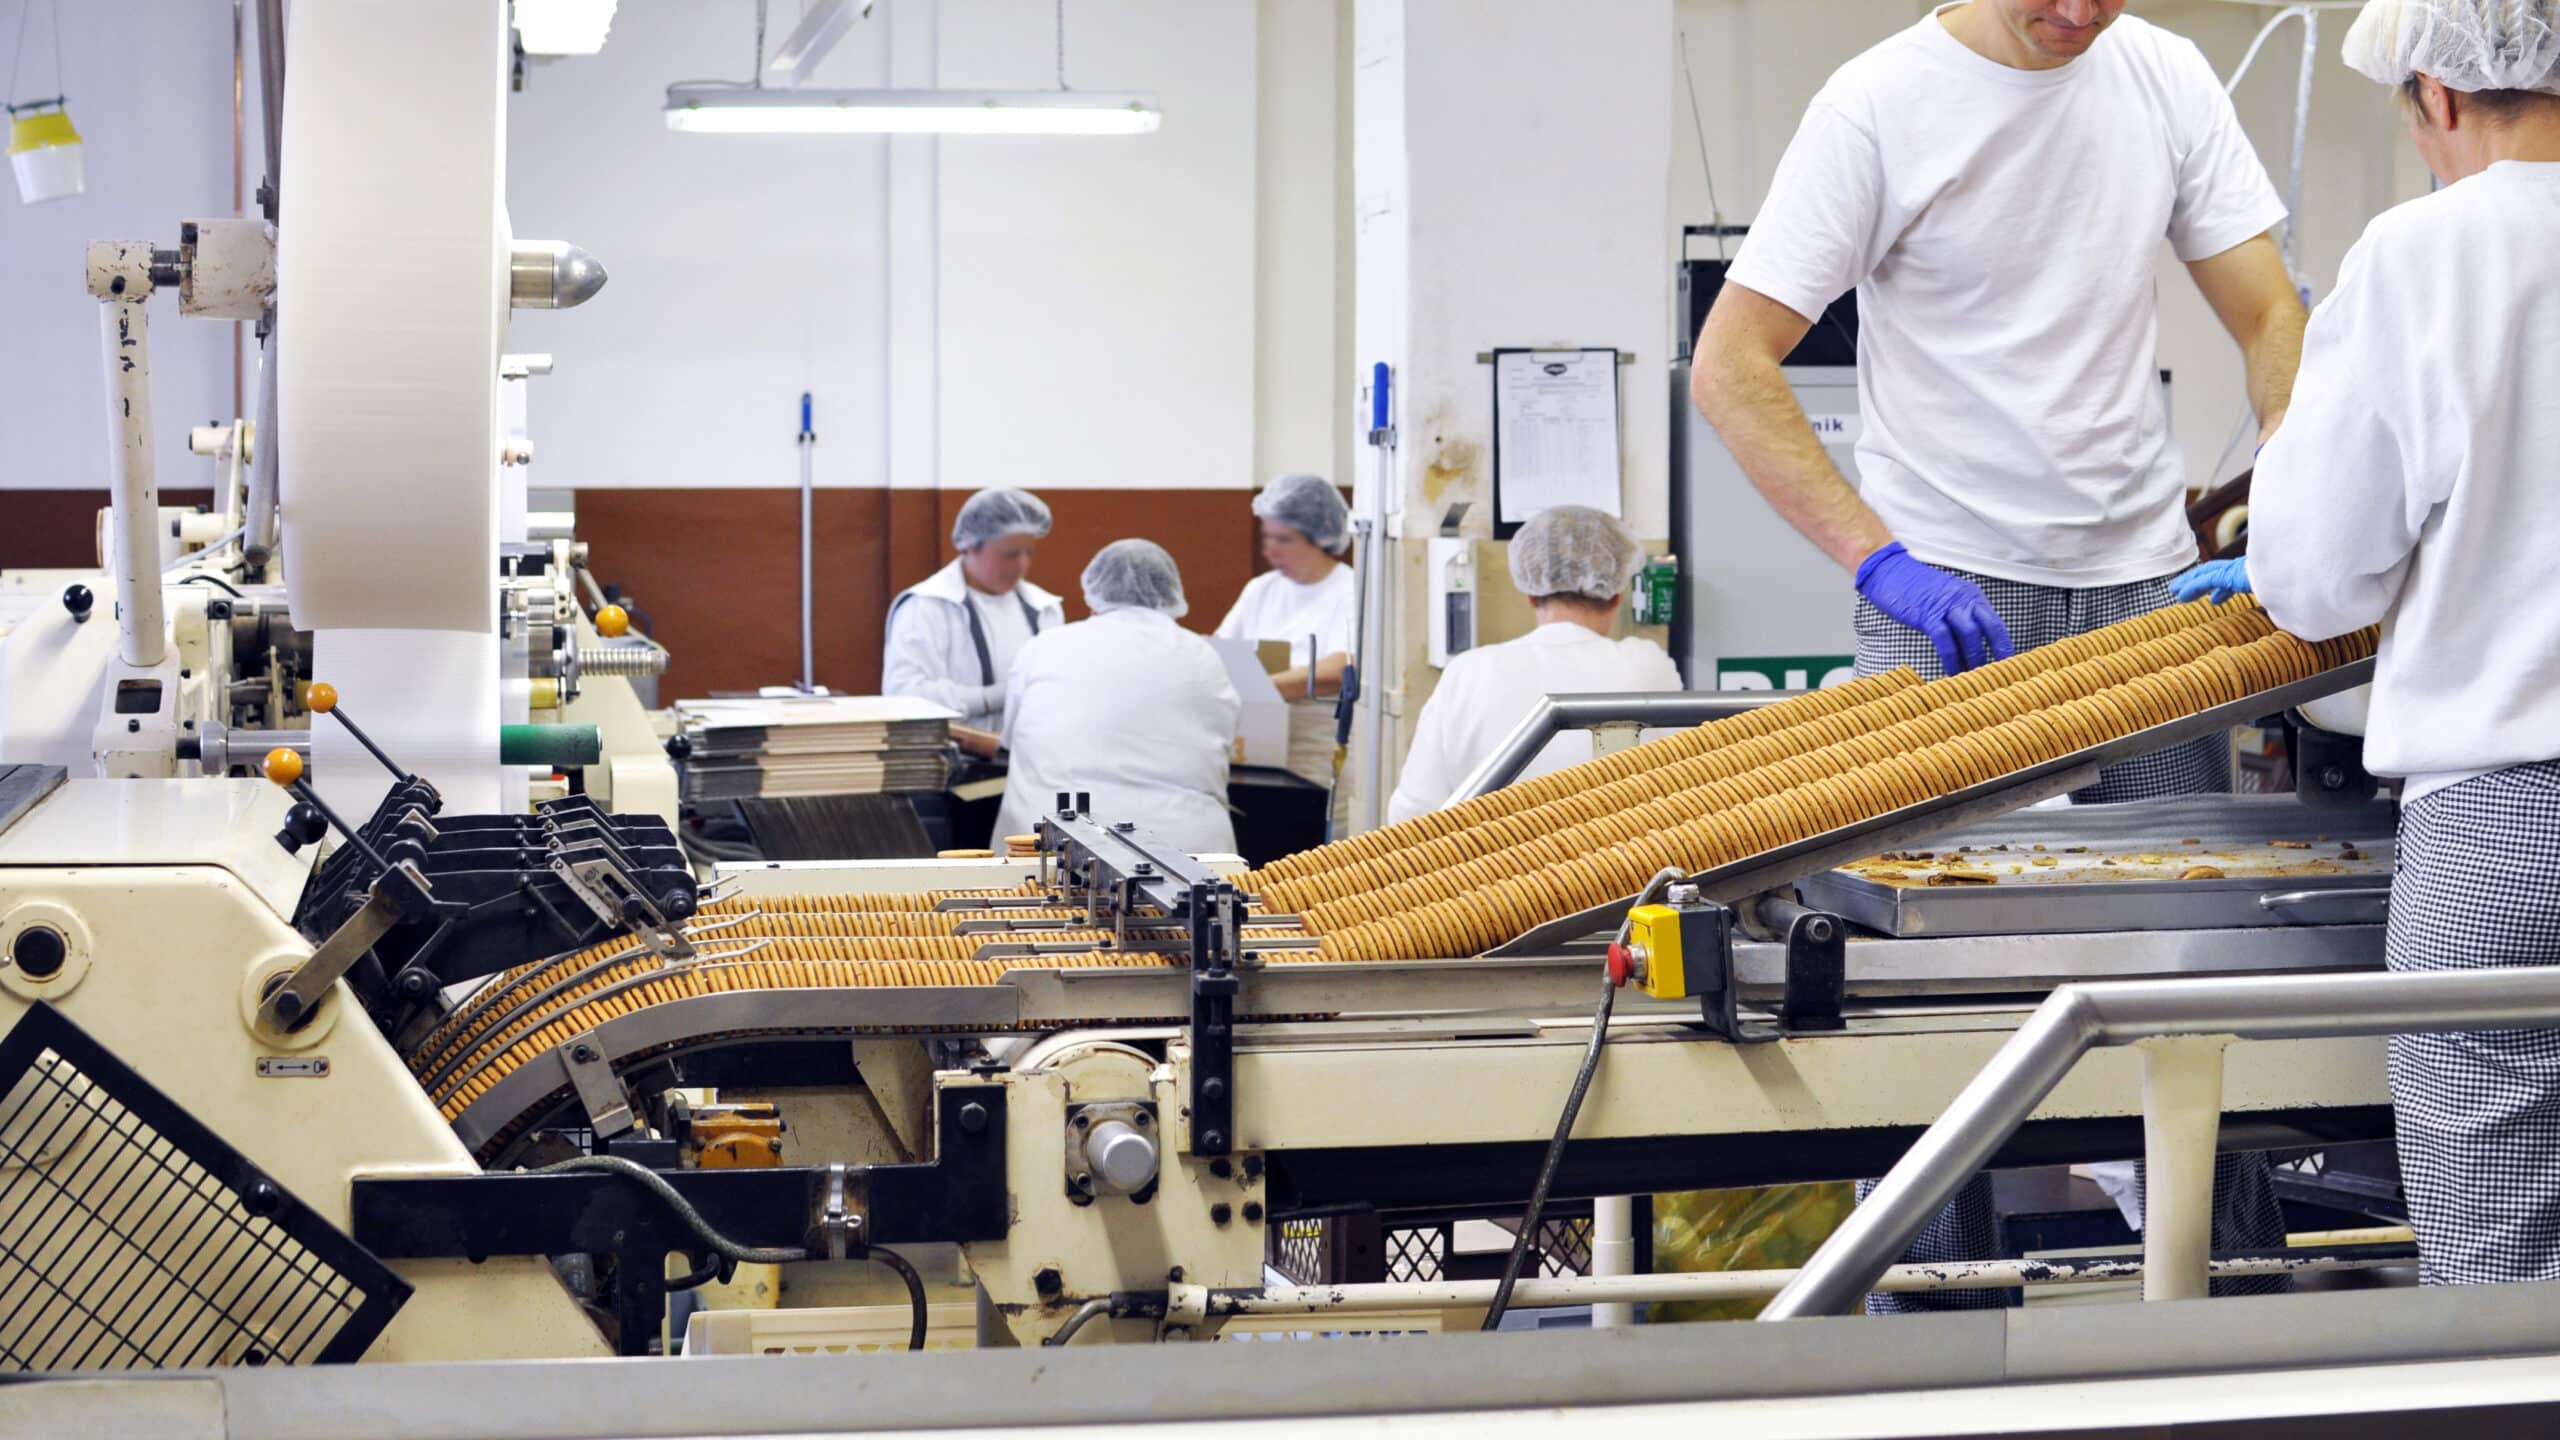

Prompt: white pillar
[
  {"left": 1352, "top": 0, "right": 1675, "bottom": 811},
  {"left": 1589, "top": 1194, "right": 1636, "bottom": 1328},
  {"left": 2139, "top": 1035, "right": 2232, "bottom": 1302}
]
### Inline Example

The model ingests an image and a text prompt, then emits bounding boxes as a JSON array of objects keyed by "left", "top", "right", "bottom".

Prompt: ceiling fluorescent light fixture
[
  {"left": 766, "top": 0, "right": 874, "bottom": 88},
  {"left": 513, "top": 0, "right": 618, "bottom": 56},
  {"left": 664, "top": 85, "right": 1161, "bottom": 135}
]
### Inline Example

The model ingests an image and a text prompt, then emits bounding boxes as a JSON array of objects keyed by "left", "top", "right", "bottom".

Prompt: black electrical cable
[
  {"left": 531, "top": 1156, "right": 930, "bottom": 1351},
  {"left": 869, "top": 1244, "right": 929, "bottom": 1352},
  {"left": 1478, "top": 972, "right": 1618, "bottom": 1332},
  {"left": 176, "top": 573, "right": 247, "bottom": 598},
  {"left": 530, "top": 1155, "right": 807, "bottom": 1266},
  {"left": 1479, "top": 867, "right": 1685, "bottom": 1332}
]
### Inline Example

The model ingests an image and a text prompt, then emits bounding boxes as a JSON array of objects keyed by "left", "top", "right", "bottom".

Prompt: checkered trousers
[
  {"left": 1852, "top": 566, "right": 2232, "bottom": 803},
  {"left": 1851, "top": 564, "right": 2279, "bottom": 1313},
  {"left": 2385, "top": 761, "right": 2560, "bottom": 1286}
]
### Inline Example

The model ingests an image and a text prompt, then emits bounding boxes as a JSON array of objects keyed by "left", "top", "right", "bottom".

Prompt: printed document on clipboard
[{"left": 1491, "top": 348, "right": 1621, "bottom": 538}]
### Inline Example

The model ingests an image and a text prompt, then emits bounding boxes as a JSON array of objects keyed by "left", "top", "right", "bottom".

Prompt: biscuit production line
[{"left": 15, "top": 3, "right": 2560, "bottom": 1436}]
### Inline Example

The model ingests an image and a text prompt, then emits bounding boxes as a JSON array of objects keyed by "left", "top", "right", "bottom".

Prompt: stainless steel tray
[
  {"left": 1794, "top": 795, "right": 2394, "bottom": 937},
  {"left": 1484, "top": 656, "right": 2378, "bottom": 957}
]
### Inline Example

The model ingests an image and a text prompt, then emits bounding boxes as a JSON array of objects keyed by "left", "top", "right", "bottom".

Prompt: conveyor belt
[{"left": 411, "top": 600, "right": 2381, "bottom": 1156}]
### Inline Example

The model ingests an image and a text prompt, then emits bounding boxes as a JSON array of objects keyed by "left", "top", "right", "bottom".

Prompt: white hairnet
[
  {"left": 1081, "top": 539, "right": 1189, "bottom": 618},
  {"left": 1507, "top": 505, "right": 1643, "bottom": 603},
  {"left": 2344, "top": 0, "right": 2560, "bottom": 94},
  {"left": 951, "top": 488, "right": 1054, "bottom": 551},
  {"left": 1250, "top": 473, "right": 1351, "bottom": 555}
]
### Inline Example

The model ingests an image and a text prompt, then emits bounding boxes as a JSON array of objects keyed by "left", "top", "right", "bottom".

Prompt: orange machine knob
[
  {"left": 305, "top": 681, "right": 339, "bottom": 714},
  {"left": 595, "top": 604, "right": 630, "bottom": 638},
  {"left": 262, "top": 747, "right": 305, "bottom": 786}
]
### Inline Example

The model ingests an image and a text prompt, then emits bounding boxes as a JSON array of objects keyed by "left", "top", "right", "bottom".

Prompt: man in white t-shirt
[{"left": 1688, "top": 0, "right": 2309, "bottom": 1312}]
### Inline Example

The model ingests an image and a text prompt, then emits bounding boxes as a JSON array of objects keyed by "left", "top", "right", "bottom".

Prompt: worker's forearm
[
  {"left": 2244, "top": 302, "right": 2306, "bottom": 445},
  {"left": 1692, "top": 355, "right": 1891, "bottom": 572},
  {"left": 1272, "top": 652, "right": 1349, "bottom": 700}
]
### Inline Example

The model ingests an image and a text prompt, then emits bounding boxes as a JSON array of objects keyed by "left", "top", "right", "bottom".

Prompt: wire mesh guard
[{"left": 0, "top": 1004, "right": 409, "bottom": 1370}]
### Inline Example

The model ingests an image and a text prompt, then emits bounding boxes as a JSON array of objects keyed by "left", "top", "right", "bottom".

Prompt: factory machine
[
  {"left": 19, "top": 5, "right": 2560, "bottom": 1436},
  {"left": 0, "top": 597, "right": 2426, "bottom": 1365}
]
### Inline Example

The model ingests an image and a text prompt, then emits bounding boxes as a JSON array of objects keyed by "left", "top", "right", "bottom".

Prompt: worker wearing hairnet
[
  {"left": 995, "top": 540, "right": 1242, "bottom": 855},
  {"left": 2170, "top": 0, "right": 2560, "bottom": 1286},
  {"left": 1689, "top": 1, "right": 2311, "bottom": 1312},
  {"left": 1215, "top": 475, "right": 1361, "bottom": 823},
  {"left": 884, "top": 488, "right": 1067, "bottom": 748},
  {"left": 1386, "top": 507, "right": 1679, "bottom": 824}
]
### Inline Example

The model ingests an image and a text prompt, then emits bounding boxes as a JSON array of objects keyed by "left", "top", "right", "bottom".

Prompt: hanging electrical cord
[
  {"left": 4, "top": 0, "right": 66, "bottom": 112},
  {"left": 4, "top": 1, "right": 31, "bottom": 105},
  {"left": 1480, "top": 866, "right": 1687, "bottom": 1332},
  {"left": 533, "top": 1153, "right": 931, "bottom": 1351},
  {"left": 668, "top": 0, "right": 770, "bottom": 89},
  {"left": 1677, "top": 29, "right": 1729, "bottom": 261},
  {"left": 2202, "top": 0, "right": 2344, "bottom": 483}
]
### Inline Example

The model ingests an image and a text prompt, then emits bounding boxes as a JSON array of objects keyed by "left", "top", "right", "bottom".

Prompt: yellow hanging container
[{"left": 9, "top": 105, "right": 85, "bottom": 205}]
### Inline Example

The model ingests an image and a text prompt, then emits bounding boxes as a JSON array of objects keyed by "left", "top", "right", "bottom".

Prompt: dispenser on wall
[{"left": 1427, "top": 503, "right": 1475, "bottom": 669}]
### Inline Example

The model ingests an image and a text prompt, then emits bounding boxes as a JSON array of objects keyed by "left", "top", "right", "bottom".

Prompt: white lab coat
[
  {"left": 993, "top": 608, "right": 1242, "bottom": 854},
  {"left": 882, "top": 559, "right": 1065, "bottom": 732},
  {"left": 1387, "top": 622, "right": 1683, "bottom": 824},
  {"left": 2246, "top": 161, "right": 2560, "bottom": 803}
]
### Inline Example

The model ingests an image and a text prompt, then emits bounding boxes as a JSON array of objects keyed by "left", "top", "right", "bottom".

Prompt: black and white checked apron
[
  {"left": 2386, "top": 761, "right": 2560, "bottom": 1286},
  {"left": 1849, "top": 565, "right": 2286, "bottom": 1312}
]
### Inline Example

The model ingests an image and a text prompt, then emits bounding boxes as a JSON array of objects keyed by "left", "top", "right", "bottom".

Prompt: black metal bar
[
  {"left": 318, "top": 702, "right": 413, "bottom": 786},
  {"left": 1188, "top": 882, "right": 1240, "bottom": 1157},
  {"left": 351, "top": 1085, "right": 1008, "bottom": 1260}
]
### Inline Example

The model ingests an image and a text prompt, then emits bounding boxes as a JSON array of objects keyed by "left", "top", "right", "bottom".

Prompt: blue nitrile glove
[
  {"left": 2170, "top": 557, "right": 2252, "bottom": 604},
  {"left": 1854, "top": 542, "right": 2016, "bottom": 676}
]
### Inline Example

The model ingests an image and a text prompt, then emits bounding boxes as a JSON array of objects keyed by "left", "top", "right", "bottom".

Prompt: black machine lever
[{"left": 305, "top": 680, "right": 444, "bottom": 811}]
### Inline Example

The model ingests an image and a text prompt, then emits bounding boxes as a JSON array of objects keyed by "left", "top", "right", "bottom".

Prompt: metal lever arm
[{"left": 259, "top": 860, "right": 434, "bottom": 1030}]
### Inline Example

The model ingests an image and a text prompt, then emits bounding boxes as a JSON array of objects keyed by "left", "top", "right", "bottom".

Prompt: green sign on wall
[{"left": 1714, "top": 654, "right": 1856, "bottom": 692}]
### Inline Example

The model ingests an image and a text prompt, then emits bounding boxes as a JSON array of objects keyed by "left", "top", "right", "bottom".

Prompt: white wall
[
  {"left": 0, "top": 0, "right": 1346, "bottom": 506},
  {"left": 505, "top": 0, "right": 893, "bottom": 494},
  {"left": 514, "top": 0, "right": 1345, "bottom": 495},
  {"left": 935, "top": 0, "right": 1259, "bottom": 492},
  {"left": 1668, "top": 0, "right": 2428, "bottom": 493},
  {"left": 0, "top": 0, "right": 257, "bottom": 492}
]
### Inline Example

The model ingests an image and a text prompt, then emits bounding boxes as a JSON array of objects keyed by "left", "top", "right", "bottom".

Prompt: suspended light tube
[{"left": 663, "top": 85, "right": 1161, "bottom": 136}]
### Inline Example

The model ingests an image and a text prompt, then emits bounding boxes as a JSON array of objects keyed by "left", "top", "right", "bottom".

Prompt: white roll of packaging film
[
  {"left": 278, "top": 0, "right": 510, "bottom": 635},
  {"left": 313, "top": 630, "right": 504, "bottom": 819}
]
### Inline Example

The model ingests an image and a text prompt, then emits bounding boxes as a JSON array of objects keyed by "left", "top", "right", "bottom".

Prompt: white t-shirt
[
  {"left": 2247, "top": 162, "right": 2560, "bottom": 803},
  {"left": 1387, "top": 623, "right": 1684, "bottom": 824},
  {"left": 967, "top": 585, "right": 1039, "bottom": 683},
  {"left": 1215, "top": 565, "right": 1358, "bottom": 675},
  {"left": 1727, "top": 9, "right": 2285, "bottom": 587}
]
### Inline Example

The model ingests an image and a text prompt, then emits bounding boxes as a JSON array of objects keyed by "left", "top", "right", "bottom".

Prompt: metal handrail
[
  {"left": 1446, "top": 690, "right": 1807, "bottom": 804},
  {"left": 1759, "top": 965, "right": 2560, "bottom": 1320}
]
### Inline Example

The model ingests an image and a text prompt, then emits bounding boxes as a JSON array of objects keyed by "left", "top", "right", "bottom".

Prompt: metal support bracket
[
  {"left": 805, "top": 1162, "right": 868, "bottom": 1260},
  {"left": 1189, "top": 880, "right": 1244, "bottom": 1156},
  {"left": 353, "top": 1085, "right": 1007, "bottom": 1357},
  {"left": 560, "top": 1030, "right": 637, "bottom": 1140},
  {"left": 551, "top": 856, "right": 695, "bottom": 960},
  {"left": 257, "top": 860, "right": 435, "bottom": 1033},
  {"left": 1765, "top": 897, "right": 1847, "bottom": 1033}
]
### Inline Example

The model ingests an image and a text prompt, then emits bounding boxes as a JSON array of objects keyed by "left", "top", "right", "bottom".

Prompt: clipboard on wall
[{"left": 1489, "top": 347, "right": 1624, "bottom": 540}]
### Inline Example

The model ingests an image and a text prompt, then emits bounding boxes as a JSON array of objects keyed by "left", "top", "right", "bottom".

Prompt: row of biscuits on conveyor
[
  {"left": 411, "top": 600, "right": 2377, "bottom": 1128},
  {"left": 1261, "top": 600, "right": 2377, "bottom": 961}
]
